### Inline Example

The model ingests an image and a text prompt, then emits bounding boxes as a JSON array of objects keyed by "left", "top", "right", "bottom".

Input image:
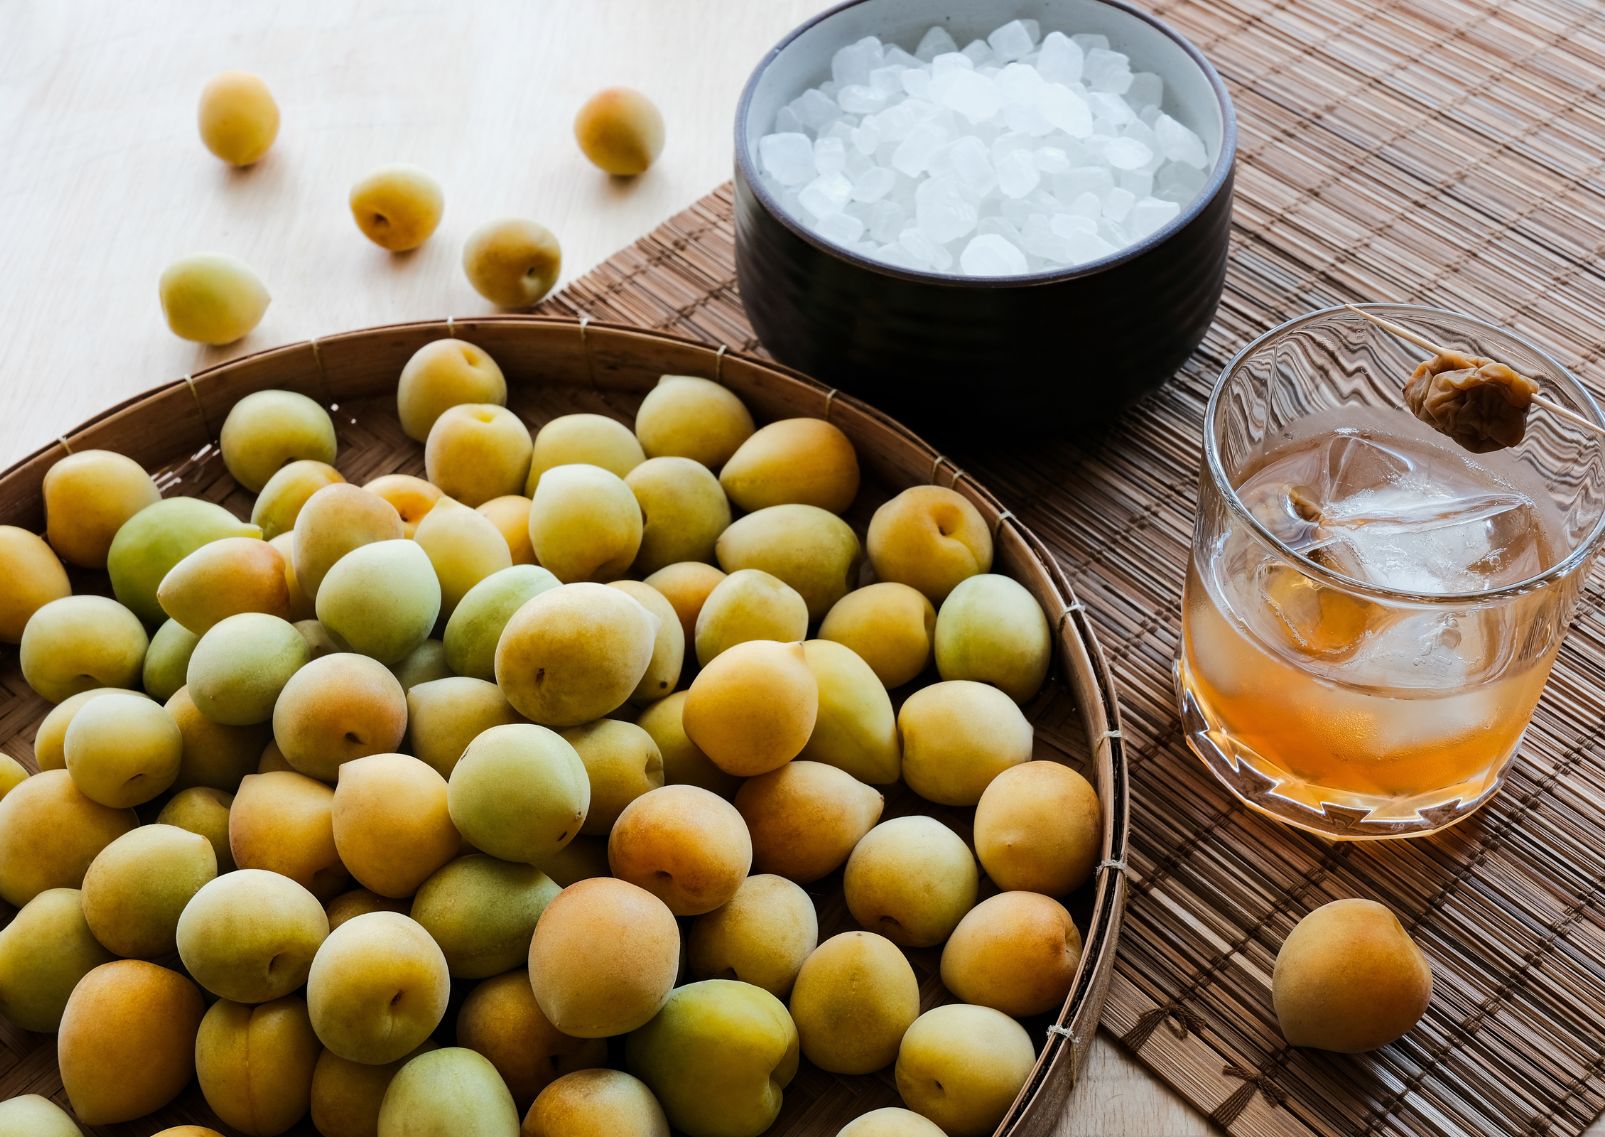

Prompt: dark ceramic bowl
[{"left": 734, "top": 0, "right": 1236, "bottom": 432}]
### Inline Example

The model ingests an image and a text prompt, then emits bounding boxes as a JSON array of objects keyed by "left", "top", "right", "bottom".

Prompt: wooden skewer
[{"left": 1343, "top": 303, "right": 1605, "bottom": 439}]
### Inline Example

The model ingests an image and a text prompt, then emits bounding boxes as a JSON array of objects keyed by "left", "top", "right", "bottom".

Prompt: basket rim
[{"left": 0, "top": 313, "right": 1131, "bottom": 1135}]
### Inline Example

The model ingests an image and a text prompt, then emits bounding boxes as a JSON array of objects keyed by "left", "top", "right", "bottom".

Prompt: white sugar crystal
[
  {"left": 1128, "top": 196, "right": 1181, "bottom": 238},
  {"left": 1119, "top": 169, "right": 1154, "bottom": 198},
  {"left": 995, "top": 149, "right": 1040, "bottom": 198},
  {"left": 759, "top": 133, "right": 816, "bottom": 186},
  {"left": 1154, "top": 113, "right": 1208, "bottom": 168},
  {"left": 936, "top": 69, "right": 1002, "bottom": 123},
  {"left": 961, "top": 39, "right": 993, "bottom": 66},
  {"left": 1034, "top": 146, "right": 1071, "bottom": 173},
  {"left": 869, "top": 66, "right": 905, "bottom": 94},
  {"left": 816, "top": 211, "right": 866, "bottom": 245},
  {"left": 1055, "top": 166, "right": 1114, "bottom": 199},
  {"left": 899, "top": 68, "right": 932, "bottom": 98},
  {"left": 1021, "top": 214, "right": 1075, "bottom": 262},
  {"left": 1102, "top": 186, "right": 1137, "bottom": 222},
  {"left": 757, "top": 19, "right": 1211, "bottom": 273},
  {"left": 839, "top": 84, "right": 890, "bottom": 114},
  {"left": 851, "top": 165, "right": 897, "bottom": 203},
  {"left": 1156, "top": 163, "right": 1206, "bottom": 203},
  {"left": 915, "top": 25, "right": 958, "bottom": 62},
  {"left": 995, "top": 61, "right": 1046, "bottom": 104},
  {"left": 1084, "top": 48, "right": 1133, "bottom": 94},
  {"left": 898, "top": 225, "right": 954, "bottom": 270},
  {"left": 798, "top": 171, "right": 853, "bottom": 217},
  {"left": 833, "top": 36, "right": 883, "bottom": 86},
  {"left": 946, "top": 136, "right": 996, "bottom": 195},
  {"left": 960, "top": 233, "right": 1029, "bottom": 275},
  {"left": 1036, "top": 32, "right": 1084, "bottom": 84},
  {"left": 814, "top": 136, "right": 847, "bottom": 174},
  {"left": 790, "top": 88, "right": 840, "bottom": 131},
  {"left": 915, "top": 176, "right": 979, "bottom": 242},
  {"left": 1127, "top": 72, "right": 1163, "bottom": 109},
  {"left": 1039, "top": 84, "right": 1093, "bottom": 136},
  {"left": 892, "top": 120, "right": 948, "bottom": 176},
  {"left": 987, "top": 19, "right": 1039, "bottom": 62},
  {"left": 865, "top": 200, "right": 906, "bottom": 242},
  {"left": 1104, "top": 137, "right": 1153, "bottom": 170}
]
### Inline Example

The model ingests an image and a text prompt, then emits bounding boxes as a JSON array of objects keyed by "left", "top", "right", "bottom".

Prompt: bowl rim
[{"left": 733, "top": 0, "right": 1238, "bottom": 289}]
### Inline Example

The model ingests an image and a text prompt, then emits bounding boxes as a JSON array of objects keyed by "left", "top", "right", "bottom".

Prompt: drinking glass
[{"left": 1177, "top": 304, "right": 1605, "bottom": 838}]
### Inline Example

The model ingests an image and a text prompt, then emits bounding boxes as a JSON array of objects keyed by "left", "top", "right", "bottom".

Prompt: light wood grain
[{"left": 0, "top": 2, "right": 1214, "bottom": 1134}]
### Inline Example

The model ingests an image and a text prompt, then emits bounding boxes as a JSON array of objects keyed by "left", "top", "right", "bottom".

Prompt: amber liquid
[{"left": 1180, "top": 421, "right": 1565, "bottom": 824}]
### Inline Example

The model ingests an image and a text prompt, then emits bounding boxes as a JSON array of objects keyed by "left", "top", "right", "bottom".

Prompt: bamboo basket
[{"left": 0, "top": 316, "right": 1130, "bottom": 1137}]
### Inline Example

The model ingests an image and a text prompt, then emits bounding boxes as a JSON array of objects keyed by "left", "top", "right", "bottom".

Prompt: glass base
[{"left": 1174, "top": 659, "right": 1507, "bottom": 840}]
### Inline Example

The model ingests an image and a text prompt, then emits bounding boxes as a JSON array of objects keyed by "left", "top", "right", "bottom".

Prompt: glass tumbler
[{"left": 1177, "top": 304, "right": 1605, "bottom": 838}]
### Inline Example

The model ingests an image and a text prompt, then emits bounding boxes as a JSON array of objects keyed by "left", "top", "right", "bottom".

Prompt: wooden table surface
[{"left": 0, "top": 2, "right": 1214, "bottom": 1134}]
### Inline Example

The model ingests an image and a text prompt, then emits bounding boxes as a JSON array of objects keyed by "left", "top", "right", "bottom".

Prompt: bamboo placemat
[{"left": 542, "top": 1, "right": 1605, "bottom": 1133}]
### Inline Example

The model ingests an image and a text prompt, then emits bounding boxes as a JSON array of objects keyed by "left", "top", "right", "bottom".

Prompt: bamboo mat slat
[{"left": 540, "top": 1, "right": 1605, "bottom": 1132}]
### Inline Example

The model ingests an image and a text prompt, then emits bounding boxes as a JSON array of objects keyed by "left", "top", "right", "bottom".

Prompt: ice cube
[
  {"left": 774, "top": 106, "right": 803, "bottom": 134},
  {"left": 892, "top": 120, "right": 949, "bottom": 176},
  {"left": 833, "top": 36, "right": 884, "bottom": 87},
  {"left": 1258, "top": 563, "right": 1381, "bottom": 660},
  {"left": 1071, "top": 33, "right": 1110, "bottom": 53},
  {"left": 1154, "top": 113, "right": 1209, "bottom": 168},
  {"left": 915, "top": 175, "right": 979, "bottom": 243},
  {"left": 851, "top": 165, "right": 897, "bottom": 203},
  {"left": 961, "top": 39, "right": 993, "bottom": 66},
  {"left": 1069, "top": 191, "right": 1103, "bottom": 220},
  {"left": 898, "top": 225, "right": 954, "bottom": 270},
  {"left": 1127, "top": 72, "right": 1164, "bottom": 109},
  {"left": 839, "top": 84, "right": 890, "bottom": 114},
  {"left": 1036, "top": 31, "right": 1085, "bottom": 84},
  {"left": 814, "top": 136, "right": 847, "bottom": 174},
  {"left": 1039, "top": 84, "right": 1093, "bottom": 137},
  {"left": 1127, "top": 196, "right": 1180, "bottom": 238},
  {"left": 798, "top": 172, "right": 853, "bottom": 217},
  {"left": 758, "top": 133, "right": 816, "bottom": 186},
  {"left": 851, "top": 122, "right": 881, "bottom": 156},
  {"left": 977, "top": 216, "right": 1024, "bottom": 243},
  {"left": 931, "top": 51, "right": 974, "bottom": 76},
  {"left": 916, "top": 25, "right": 959, "bottom": 62},
  {"left": 987, "top": 19, "right": 1038, "bottom": 62},
  {"left": 1104, "top": 137, "right": 1154, "bottom": 170},
  {"left": 816, "top": 211, "right": 866, "bottom": 246},
  {"left": 995, "top": 148, "right": 1040, "bottom": 198},
  {"left": 1084, "top": 48, "right": 1133, "bottom": 94},
  {"left": 1050, "top": 213, "right": 1098, "bottom": 237},
  {"left": 960, "top": 233, "right": 1029, "bottom": 275}
]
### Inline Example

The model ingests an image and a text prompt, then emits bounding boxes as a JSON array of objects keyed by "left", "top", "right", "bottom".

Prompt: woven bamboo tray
[{"left": 0, "top": 316, "right": 1130, "bottom": 1137}]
